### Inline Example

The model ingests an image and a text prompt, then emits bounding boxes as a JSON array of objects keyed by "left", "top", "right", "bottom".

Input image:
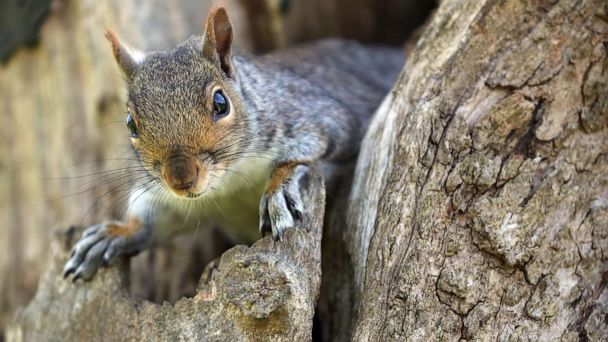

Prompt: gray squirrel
[{"left": 63, "top": 6, "right": 403, "bottom": 280}]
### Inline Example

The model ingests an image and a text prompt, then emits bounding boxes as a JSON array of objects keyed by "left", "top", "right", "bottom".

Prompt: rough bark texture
[{"left": 342, "top": 0, "right": 608, "bottom": 340}]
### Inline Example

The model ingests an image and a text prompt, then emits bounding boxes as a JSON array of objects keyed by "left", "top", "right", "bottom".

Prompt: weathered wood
[
  {"left": 7, "top": 168, "right": 324, "bottom": 341},
  {"left": 341, "top": 0, "right": 608, "bottom": 340}
]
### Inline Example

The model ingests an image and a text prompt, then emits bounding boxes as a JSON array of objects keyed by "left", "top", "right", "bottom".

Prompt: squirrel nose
[
  {"left": 163, "top": 155, "right": 199, "bottom": 192},
  {"left": 173, "top": 180, "right": 194, "bottom": 190}
]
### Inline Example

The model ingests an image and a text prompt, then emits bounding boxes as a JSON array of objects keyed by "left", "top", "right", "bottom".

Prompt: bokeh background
[{"left": 0, "top": 0, "right": 434, "bottom": 337}]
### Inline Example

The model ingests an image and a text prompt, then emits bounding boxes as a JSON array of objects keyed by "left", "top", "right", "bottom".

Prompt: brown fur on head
[{"left": 107, "top": 6, "right": 250, "bottom": 199}]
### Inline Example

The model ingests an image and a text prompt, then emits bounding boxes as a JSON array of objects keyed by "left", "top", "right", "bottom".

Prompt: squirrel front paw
[
  {"left": 63, "top": 218, "right": 149, "bottom": 281},
  {"left": 259, "top": 164, "right": 308, "bottom": 239}
]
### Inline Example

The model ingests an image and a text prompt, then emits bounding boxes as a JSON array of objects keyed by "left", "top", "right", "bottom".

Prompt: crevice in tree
[
  {"left": 567, "top": 270, "right": 607, "bottom": 342},
  {"left": 511, "top": 99, "right": 544, "bottom": 160}
]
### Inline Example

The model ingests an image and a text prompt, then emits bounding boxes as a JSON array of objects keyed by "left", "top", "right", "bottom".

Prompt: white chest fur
[{"left": 128, "top": 155, "right": 273, "bottom": 243}]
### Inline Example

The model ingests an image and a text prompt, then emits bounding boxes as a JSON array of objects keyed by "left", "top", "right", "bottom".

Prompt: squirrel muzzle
[{"left": 161, "top": 155, "right": 207, "bottom": 198}]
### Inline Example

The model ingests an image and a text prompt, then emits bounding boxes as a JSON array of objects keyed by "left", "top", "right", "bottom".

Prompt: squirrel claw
[
  {"left": 259, "top": 164, "right": 308, "bottom": 240},
  {"left": 259, "top": 195, "right": 273, "bottom": 237},
  {"left": 63, "top": 222, "right": 148, "bottom": 281}
]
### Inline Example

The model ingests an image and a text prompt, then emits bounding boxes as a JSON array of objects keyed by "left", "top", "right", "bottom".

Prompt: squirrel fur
[{"left": 64, "top": 6, "right": 403, "bottom": 281}]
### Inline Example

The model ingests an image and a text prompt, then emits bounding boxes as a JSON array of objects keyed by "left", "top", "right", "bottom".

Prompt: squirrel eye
[
  {"left": 212, "top": 90, "right": 230, "bottom": 119},
  {"left": 126, "top": 113, "right": 138, "bottom": 138}
]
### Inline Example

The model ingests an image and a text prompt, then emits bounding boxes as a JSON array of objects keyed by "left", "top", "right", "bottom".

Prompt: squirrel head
[{"left": 107, "top": 6, "right": 250, "bottom": 199}]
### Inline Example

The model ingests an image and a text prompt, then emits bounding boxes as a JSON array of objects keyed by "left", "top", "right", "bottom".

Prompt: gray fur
[
  {"left": 64, "top": 30, "right": 404, "bottom": 280},
  {"left": 235, "top": 39, "right": 404, "bottom": 163}
]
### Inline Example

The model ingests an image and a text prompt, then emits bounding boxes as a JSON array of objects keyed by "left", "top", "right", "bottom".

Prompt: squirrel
[{"left": 63, "top": 6, "right": 403, "bottom": 281}]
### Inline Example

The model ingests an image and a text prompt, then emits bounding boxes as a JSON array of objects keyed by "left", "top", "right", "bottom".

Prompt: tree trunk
[
  {"left": 339, "top": 0, "right": 607, "bottom": 340},
  {"left": 4, "top": 0, "right": 608, "bottom": 340}
]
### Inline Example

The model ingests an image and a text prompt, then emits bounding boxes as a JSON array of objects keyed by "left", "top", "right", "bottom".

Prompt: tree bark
[
  {"left": 7, "top": 168, "right": 325, "bottom": 341},
  {"left": 338, "top": 0, "right": 608, "bottom": 340}
]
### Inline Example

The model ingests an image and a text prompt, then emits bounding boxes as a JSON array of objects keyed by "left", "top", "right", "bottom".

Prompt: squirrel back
[
  {"left": 230, "top": 39, "right": 404, "bottom": 163},
  {"left": 260, "top": 39, "right": 402, "bottom": 122}
]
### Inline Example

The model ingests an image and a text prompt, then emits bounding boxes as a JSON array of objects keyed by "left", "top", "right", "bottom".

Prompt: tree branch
[{"left": 8, "top": 169, "right": 325, "bottom": 341}]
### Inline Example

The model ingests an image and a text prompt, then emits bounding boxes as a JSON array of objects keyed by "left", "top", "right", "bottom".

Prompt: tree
[
  {"left": 342, "top": 0, "right": 608, "bottom": 340},
  {"left": 4, "top": 0, "right": 608, "bottom": 340}
]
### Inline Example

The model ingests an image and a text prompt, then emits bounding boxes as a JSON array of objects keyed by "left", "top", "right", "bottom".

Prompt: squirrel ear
[
  {"left": 202, "top": 6, "right": 234, "bottom": 77},
  {"left": 105, "top": 29, "right": 144, "bottom": 79}
]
